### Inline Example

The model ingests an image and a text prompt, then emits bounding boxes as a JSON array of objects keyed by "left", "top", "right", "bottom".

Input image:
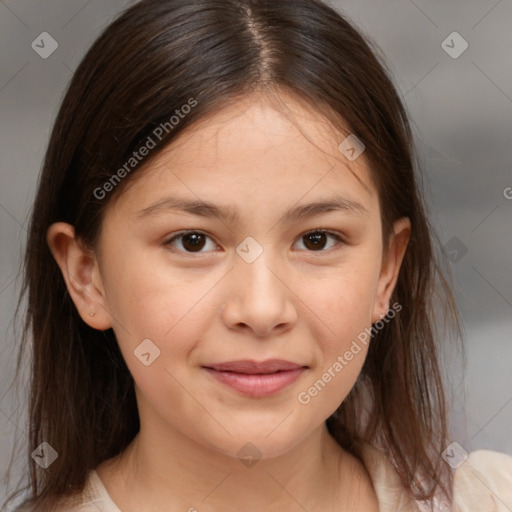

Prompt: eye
[
  {"left": 164, "top": 229, "right": 344, "bottom": 254},
  {"left": 294, "top": 230, "right": 343, "bottom": 252},
  {"left": 164, "top": 231, "right": 219, "bottom": 253}
]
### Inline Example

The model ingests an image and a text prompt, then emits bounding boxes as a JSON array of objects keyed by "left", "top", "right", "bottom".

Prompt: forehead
[{"left": 111, "top": 92, "right": 377, "bottom": 218}]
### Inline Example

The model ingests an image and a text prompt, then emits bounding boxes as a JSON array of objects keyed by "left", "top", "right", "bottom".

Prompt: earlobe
[
  {"left": 371, "top": 217, "right": 411, "bottom": 323},
  {"left": 46, "top": 222, "right": 112, "bottom": 330}
]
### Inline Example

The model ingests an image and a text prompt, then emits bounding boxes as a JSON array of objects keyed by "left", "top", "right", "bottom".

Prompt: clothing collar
[{"left": 357, "top": 441, "right": 424, "bottom": 512}]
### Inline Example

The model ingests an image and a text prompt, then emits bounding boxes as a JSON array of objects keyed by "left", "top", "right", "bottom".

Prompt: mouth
[{"left": 202, "top": 359, "right": 308, "bottom": 397}]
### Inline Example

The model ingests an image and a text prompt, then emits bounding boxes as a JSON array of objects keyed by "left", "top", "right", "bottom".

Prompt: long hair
[{"left": 4, "top": 0, "right": 461, "bottom": 509}]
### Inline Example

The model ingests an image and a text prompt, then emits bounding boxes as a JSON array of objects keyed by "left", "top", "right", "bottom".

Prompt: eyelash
[{"left": 163, "top": 229, "right": 345, "bottom": 254}]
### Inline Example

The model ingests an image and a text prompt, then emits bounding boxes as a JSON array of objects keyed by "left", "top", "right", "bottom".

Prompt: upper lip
[{"left": 203, "top": 359, "right": 307, "bottom": 374}]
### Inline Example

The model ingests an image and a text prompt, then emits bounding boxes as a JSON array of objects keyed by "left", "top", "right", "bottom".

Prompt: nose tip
[
  {"left": 221, "top": 253, "right": 297, "bottom": 338},
  {"left": 234, "top": 316, "right": 290, "bottom": 338}
]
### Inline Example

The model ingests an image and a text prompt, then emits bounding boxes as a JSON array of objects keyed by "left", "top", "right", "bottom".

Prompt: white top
[{"left": 55, "top": 444, "right": 512, "bottom": 511}]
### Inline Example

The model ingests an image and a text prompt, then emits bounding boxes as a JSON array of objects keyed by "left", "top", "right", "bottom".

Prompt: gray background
[{"left": 1, "top": 0, "right": 511, "bottom": 507}]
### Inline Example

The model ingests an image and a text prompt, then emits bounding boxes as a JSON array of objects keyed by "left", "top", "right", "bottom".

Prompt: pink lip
[{"left": 202, "top": 359, "right": 307, "bottom": 397}]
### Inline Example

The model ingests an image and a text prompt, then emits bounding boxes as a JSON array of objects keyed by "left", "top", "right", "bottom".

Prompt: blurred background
[{"left": 1, "top": 0, "right": 511, "bottom": 506}]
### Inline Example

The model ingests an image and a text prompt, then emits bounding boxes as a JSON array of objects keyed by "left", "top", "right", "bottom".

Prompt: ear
[
  {"left": 46, "top": 222, "right": 113, "bottom": 330},
  {"left": 371, "top": 217, "right": 411, "bottom": 323}
]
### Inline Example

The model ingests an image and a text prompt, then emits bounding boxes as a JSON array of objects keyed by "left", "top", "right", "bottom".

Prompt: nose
[{"left": 221, "top": 249, "right": 298, "bottom": 338}]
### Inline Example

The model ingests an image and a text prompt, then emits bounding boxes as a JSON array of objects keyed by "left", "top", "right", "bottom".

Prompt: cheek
[
  {"left": 314, "top": 255, "right": 381, "bottom": 337},
  {"left": 103, "top": 262, "right": 225, "bottom": 406},
  {"left": 101, "top": 246, "right": 214, "bottom": 338},
  {"left": 297, "top": 253, "right": 379, "bottom": 404},
  {"left": 296, "top": 316, "right": 370, "bottom": 424}
]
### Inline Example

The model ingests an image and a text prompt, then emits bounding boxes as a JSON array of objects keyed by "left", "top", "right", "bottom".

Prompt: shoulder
[
  {"left": 356, "top": 441, "right": 512, "bottom": 512},
  {"left": 453, "top": 449, "right": 512, "bottom": 511},
  {"left": 51, "top": 470, "right": 121, "bottom": 512}
]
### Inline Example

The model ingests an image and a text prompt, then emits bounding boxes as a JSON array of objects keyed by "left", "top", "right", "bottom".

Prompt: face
[{"left": 50, "top": 92, "right": 409, "bottom": 461}]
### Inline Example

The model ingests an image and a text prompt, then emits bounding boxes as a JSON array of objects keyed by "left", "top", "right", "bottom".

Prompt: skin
[{"left": 47, "top": 91, "right": 410, "bottom": 511}]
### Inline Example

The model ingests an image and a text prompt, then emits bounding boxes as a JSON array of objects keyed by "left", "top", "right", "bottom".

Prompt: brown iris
[
  {"left": 302, "top": 231, "right": 328, "bottom": 251},
  {"left": 181, "top": 233, "right": 206, "bottom": 252}
]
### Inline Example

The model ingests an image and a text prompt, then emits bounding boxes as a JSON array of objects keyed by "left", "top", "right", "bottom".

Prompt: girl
[{"left": 5, "top": 0, "right": 512, "bottom": 510}]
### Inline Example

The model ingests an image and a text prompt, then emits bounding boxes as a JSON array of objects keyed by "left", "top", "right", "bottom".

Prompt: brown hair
[{"left": 4, "top": 0, "right": 461, "bottom": 509}]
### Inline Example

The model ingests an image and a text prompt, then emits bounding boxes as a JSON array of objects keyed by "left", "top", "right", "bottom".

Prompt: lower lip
[{"left": 203, "top": 368, "right": 305, "bottom": 397}]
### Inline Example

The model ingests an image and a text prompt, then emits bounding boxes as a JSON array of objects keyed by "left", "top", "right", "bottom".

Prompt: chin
[{"left": 197, "top": 423, "right": 311, "bottom": 463}]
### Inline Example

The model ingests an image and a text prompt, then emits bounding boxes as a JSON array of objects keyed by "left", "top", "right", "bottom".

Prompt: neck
[{"left": 99, "top": 416, "right": 362, "bottom": 511}]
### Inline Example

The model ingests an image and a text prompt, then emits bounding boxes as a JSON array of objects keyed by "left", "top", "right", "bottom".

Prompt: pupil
[
  {"left": 183, "top": 233, "right": 205, "bottom": 252},
  {"left": 304, "top": 232, "right": 326, "bottom": 251}
]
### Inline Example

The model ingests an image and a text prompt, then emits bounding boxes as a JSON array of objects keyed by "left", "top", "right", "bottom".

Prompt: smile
[{"left": 202, "top": 359, "right": 307, "bottom": 397}]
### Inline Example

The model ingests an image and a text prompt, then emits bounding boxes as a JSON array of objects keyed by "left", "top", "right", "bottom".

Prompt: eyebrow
[{"left": 136, "top": 194, "right": 368, "bottom": 224}]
